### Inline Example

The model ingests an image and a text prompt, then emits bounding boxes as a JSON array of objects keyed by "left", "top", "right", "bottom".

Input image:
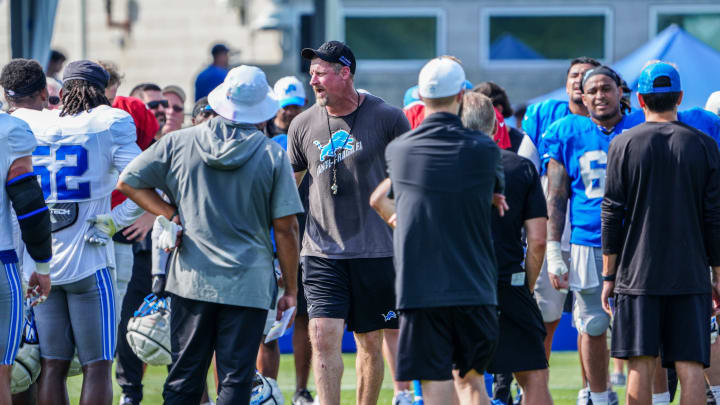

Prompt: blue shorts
[{"left": 0, "top": 249, "right": 23, "bottom": 365}]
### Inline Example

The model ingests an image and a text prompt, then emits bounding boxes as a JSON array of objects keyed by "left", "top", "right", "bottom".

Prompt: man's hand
[
  {"left": 388, "top": 213, "right": 397, "bottom": 229},
  {"left": 546, "top": 241, "right": 569, "bottom": 293},
  {"left": 276, "top": 290, "right": 297, "bottom": 326},
  {"left": 27, "top": 267, "right": 51, "bottom": 307},
  {"left": 601, "top": 280, "right": 615, "bottom": 316},
  {"left": 152, "top": 274, "right": 167, "bottom": 298},
  {"left": 85, "top": 214, "right": 118, "bottom": 245},
  {"left": 154, "top": 215, "right": 183, "bottom": 251},
  {"left": 493, "top": 193, "right": 509, "bottom": 217},
  {"left": 122, "top": 212, "right": 156, "bottom": 241}
]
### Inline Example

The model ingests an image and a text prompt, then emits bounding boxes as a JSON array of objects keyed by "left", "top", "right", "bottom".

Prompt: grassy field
[{"left": 65, "top": 351, "right": 679, "bottom": 404}]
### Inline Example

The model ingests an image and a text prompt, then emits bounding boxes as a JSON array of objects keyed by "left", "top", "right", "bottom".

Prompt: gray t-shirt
[
  {"left": 120, "top": 117, "right": 304, "bottom": 308},
  {"left": 288, "top": 94, "right": 410, "bottom": 258}
]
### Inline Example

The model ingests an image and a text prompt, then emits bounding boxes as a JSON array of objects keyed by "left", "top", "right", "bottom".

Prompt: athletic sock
[
  {"left": 590, "top": 390, "right": 609, "bottom": 405},
  {"left": 651, "top": 391, "right": 670, "bottom": 404},
  {"left": 711, "top": 385, "right": 720, "bottom": 402}
]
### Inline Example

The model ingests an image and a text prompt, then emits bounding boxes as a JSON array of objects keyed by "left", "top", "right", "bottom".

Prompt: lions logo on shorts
[{"left": 381, "top": 311, "right": 397, "bottom": 322}]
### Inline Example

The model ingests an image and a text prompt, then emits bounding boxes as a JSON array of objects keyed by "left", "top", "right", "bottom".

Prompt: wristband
[
  {"left": 602, "top": 273, "right": 616, "bottom": 282},
  {"left": 546, "top": 241, "right": 568, "bottom": 276},
  {"left": 35, "top": 261, "right": 50, "bottom": 275}
]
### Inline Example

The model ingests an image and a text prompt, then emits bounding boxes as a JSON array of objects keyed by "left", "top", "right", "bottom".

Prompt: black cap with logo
[{"left": 301, "top": 41, "right": 356, "bottom": 74}]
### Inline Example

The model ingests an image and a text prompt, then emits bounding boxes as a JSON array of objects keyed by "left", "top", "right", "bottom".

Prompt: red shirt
[
  {"left": 110, "top": 96, "right": 159, "bottom": 208},
  {"left": 404, "top": 101, "right": 511, "bottom": 149}
]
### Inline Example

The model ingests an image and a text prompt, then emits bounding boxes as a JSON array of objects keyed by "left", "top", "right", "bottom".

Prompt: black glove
[{"left": 152, "top": 274, "right": 167, "bottom": 298}]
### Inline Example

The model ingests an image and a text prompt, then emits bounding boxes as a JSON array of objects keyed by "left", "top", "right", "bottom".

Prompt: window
[
  {"left": 342, "top": 8, "right": 445, "bottom": 68},
  {"left": 481, "top": 8, "right": 612, "bottom": 66},
  {"left": 652, "top": 6, "right": 720, "bottom": 52}
]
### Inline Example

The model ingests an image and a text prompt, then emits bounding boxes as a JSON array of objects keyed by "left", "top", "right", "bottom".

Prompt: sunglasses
[
  {"left": 147, "top": 100, "right": 169, "bottom": 109},
  {"left": 49, "top": 96, "right": 60, "bottom": 105}
]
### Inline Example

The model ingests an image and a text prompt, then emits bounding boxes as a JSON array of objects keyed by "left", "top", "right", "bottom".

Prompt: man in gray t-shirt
[
  {"left": 119, "top": 65, "right": 303, "bottom": 405},
  {"left": 287, "top": 41, "right": 410, "bottom": 405}
]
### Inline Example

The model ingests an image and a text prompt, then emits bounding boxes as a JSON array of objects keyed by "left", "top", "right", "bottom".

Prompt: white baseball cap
[
  {"left": 706, "top": 91, "right": 720, "bottom": 116},
  {"left": 418, "top": 58, "right": 466, "bottom": 99},
  {"left": 273, "top": 76, "right": 306, "bottom": 108},
  {"left": 208, "top": 65, "right": 279, "bottom": 124}
]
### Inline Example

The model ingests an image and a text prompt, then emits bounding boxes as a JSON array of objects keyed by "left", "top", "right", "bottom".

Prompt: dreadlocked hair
[{"left": 59, "top": 79, "right": 110, "bottom": 116}]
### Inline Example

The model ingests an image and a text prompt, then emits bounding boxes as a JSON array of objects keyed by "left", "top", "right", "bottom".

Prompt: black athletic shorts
[
  {"left": 297, "top": 262, "right": 307, "bottom": 316},
  {"left": 487, "top": 284, "right": 548, "bottom": 374},
  {"left": 611, "top": 293, "right": 711, "bottom": 368},
  {"left": 302, "top": 256, "right": 398, "bottom": 333},
  {"left": 396, "top": 305, "right": 498, "bottom": 381}
]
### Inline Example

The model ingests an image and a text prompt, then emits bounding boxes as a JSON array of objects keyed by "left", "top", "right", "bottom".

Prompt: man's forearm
[
  {"left": 275, "top": 220, "right": 300, "bottom": 296},
  {"left": 526, "top": 242, "right": 545, "bottom": 290},
  {"left": 369, "top": 178, "right": 396, "bottom": 226},
  {"left": 117, "top": 182, "right": 175, "bottom": 219},
  {"left": 546, "top": 159, "right": 569, "bottom": 242},
  {"left": 602, "top": 253, "right": 618, "bottom": 277}
]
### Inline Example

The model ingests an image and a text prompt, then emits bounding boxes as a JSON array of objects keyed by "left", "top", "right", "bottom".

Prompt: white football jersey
[
  {"left": 13, "top": 106, "right": 140, "bottom": 284},
  {"left": 0, "top": 112, "right": 37, "bottom": 252}
]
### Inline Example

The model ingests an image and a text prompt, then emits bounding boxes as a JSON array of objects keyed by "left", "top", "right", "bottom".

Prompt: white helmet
[
  {"left": 67, "top": 351, "right": 82, "bottom": 377},
  {"left": 251, "top": 372, "right": 283, "bottom": 405},
  {"left": 126, "top": 294, "right": 172, "bottom": 366},
  {"left": 11, "top": 342, "right": 40, "bottom": 394},
  {"left": 11, "top": 307, "right": 41, "bottom": 394}
]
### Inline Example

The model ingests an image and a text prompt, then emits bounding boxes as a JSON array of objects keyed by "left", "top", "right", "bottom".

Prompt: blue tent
[
  {"left": 528, "top": 24, "right": 720, "bottom": 109},
  {"left": 490, "top": 33, "right": 544, "bottom": 60}
]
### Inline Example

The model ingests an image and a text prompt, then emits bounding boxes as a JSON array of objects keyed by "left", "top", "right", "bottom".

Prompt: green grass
[{"left": 65, "top": 351, "right": 679, "bottom": 404}]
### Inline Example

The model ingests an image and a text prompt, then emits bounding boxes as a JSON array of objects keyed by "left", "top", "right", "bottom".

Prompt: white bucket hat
[
  {"left": 706, "top": 91, "right": 720, "bottom": 116},
  {"left": 208, "top": 65, "right": 279, "bottom": 124}
]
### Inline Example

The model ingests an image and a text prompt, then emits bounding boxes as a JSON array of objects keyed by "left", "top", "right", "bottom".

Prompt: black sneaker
[{"left": 292, "top": 389, "right": 314, "bottom": 405}]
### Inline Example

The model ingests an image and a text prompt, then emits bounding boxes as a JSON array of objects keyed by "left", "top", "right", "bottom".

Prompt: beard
[{"left": 590, "top": 106, "right": 621, "bottom": 122}]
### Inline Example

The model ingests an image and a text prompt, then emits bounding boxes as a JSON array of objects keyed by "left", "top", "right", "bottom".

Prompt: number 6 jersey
[
  {"left": 13, "top": 105, "right": 141, "bottom": 284},
  {"left": 540, "top": 113, "right": 643, "bottom": 248}
]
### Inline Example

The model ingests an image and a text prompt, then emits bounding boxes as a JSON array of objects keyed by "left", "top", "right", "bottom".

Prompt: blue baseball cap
[{"left": 638, "top": 62, "right": 681, "bottom": 94}]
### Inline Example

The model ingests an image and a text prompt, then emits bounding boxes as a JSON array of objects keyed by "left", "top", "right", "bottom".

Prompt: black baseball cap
[
  {"left": 301, "top": 41, "right": 356, "bottom": 74},
  {"left": 211, "top": 43, "right": 230, "bottom": 56}
]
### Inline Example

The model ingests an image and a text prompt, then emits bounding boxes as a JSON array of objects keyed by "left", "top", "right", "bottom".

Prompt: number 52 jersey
[{"left": 12, "top": 106, "right": 140, "bottom": 284}]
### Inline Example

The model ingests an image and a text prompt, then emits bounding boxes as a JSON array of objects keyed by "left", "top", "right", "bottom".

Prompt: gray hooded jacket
[{"left": 120, "top": 116, "right": 303, "bottom": 308}]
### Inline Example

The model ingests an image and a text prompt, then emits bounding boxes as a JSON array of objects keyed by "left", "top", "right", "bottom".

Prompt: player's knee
[
  {"left": 354, "top": 330, "right": 383, "bottom": 355},
  {"left": 309, "top": 320, "right": 342, "bottom": 353},
  {"left": 579, "top": 311, "right": 610, "bottom": 336}
]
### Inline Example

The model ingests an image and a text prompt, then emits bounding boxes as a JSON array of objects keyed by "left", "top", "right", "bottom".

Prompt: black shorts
[
  {"left": 611, "top": 293, "right": 711, "bottom": 368},
  {"left": 487, "top": 284, "right": 548, "bottom": 374},
  {"left": 302, "top": 256, "right": 398, "bottom": 333},
  {"left": 396, "top": 305, "right": 498, "bottom": 381},
  {"left": 297, "top": 262, "right": 307, "bottom": 316}
]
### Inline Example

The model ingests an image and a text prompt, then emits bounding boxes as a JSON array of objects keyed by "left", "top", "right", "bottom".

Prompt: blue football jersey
[
  {"left": 626, "top": 107, "right": 720, "bottom": 147},
  {"left": 520, "top": 99, "right": 572, "bottom": 173},
  {"left": 541, "top": 113, "right": 642, "bottom": 247}
]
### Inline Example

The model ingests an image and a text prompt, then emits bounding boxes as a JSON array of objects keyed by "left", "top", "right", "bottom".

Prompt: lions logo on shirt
[{"left": 313, "top": 130, "right": 355, "bottom": 162}]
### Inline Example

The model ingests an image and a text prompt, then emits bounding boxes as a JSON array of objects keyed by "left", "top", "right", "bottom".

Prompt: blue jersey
[
  {"left": 626, "top": 107, "right": 720, "bottom": 147},
  {"left": 520, "top": 99, "right": 572, "bottom": 173},
  {"left": 541, "top": 113, "right": 643, "bottom": 247}
]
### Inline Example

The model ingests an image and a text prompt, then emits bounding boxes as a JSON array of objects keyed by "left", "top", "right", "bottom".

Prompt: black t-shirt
[
  {"left": 492, "top": 150, "right": 547, "bottom": 285},
  {"left": 386, "top": 112, "right": 502, "bottom": 309},
  {"left": 508, "top": 127, "right": 524, "bottom": 153},
  {"left": 602, "top": 121, "right": 720, "bottom": 295}
]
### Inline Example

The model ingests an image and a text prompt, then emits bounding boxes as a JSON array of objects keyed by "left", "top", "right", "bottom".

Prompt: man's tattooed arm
[{"left": 546, "top": 158, "right": 570, "bottom": 242}]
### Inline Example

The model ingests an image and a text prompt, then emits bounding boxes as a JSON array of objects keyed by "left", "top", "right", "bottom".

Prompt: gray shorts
[
  {"left": 34, "top": 268, "right": 116, "bottom": 365},
  {"left": 571, "top": 247, "right": 610, "bottom": 336},
  {"left": 0, "top": 250, "right": 23, "bottom": 365}
]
